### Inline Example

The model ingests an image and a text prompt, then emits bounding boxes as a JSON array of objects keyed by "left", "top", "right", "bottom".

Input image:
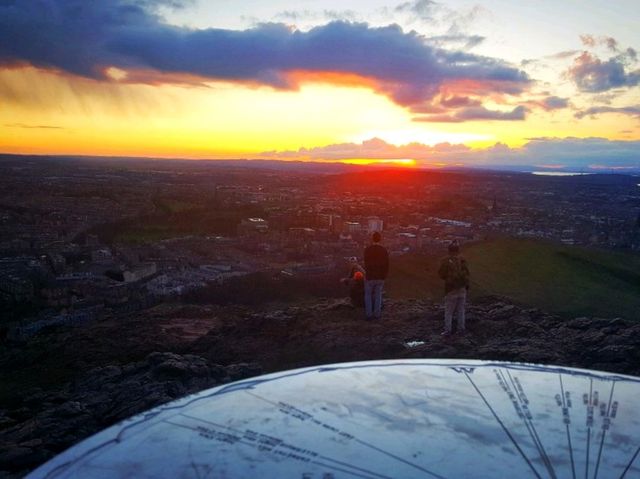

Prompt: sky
[{"left": 1, "top": 0, "right": 639, "bottom": 169}]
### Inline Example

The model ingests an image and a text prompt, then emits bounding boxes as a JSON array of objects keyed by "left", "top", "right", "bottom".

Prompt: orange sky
[{"left": 1, "top": 1, "right": 638, "bottom": 166}]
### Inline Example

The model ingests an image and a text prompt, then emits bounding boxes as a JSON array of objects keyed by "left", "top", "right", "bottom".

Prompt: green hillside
[{"left": 385, "top": 238, "right": 640, "bottom": 320}]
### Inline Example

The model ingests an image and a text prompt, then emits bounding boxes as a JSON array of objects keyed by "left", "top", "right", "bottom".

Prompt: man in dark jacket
[
  {"left": 364, "top": 231, "right": 389, "bottom": 320},
  {"left": 438, "top": 240, "right": 470, "bottom": 336}
]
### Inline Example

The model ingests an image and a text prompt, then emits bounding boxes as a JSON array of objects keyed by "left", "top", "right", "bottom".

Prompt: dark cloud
[
  {"left": 604, "top": 36, "right": 618, "bottom": 52},
  {"left": 0, "top": 0, "right": 530, "bottom": 112},
  {"left": 590, "top": 92, "right": 620, "bottom": 105},
  {"left": 580, "top": 34, "right": 597, "bottom": 48},
  {"left": 457, "top": 105, "right": 527, "bottom": 121},
  {"left": 426, "top": 34, "right": 485, "bottom": 50},
  {"left": 394, "top": 0, "right": 438, "bottom": 20},
  {"left": 580, "top": 34, "right": 624, "bottom": 53},
  {"left": 410, "top": 103, "right": 447, "bottom": 114},
  {"left": 137, "top": 0, "right": 194, "bottom": 10},
  {"left": 4, "top": 123, "right": 64, "bottom": 129},
  {"left": 566, "top": 52, "right": 640, "bottom": 92},
  {"left": 574, "top": 105, "right": 640, "bottom": 119},
  {"left": 415, "top": 105, "right": 527, "bottom": 123},
  {"left": 0, "top": 0, "right": 155, "bottom": 77},
  {"left": 393, "top": 0, "right": 486, "bottom": 54},
  {"left": 538, "top": 96, "right": 569, "bottom": 111},
  {"left": 275, "top": 9, "right": 358, "bottom": 23},
  {"left": 520, "top": 95, "right": 569, "bottom": 112},
  {"left": 546, "top": 50, "right": 580, "bottom": 60},
  {"left": 443, "top": 5, "right": 486, "bottom": 36},
  {"left": 440, "top": 95, "right": 482, "bottom": 108}
]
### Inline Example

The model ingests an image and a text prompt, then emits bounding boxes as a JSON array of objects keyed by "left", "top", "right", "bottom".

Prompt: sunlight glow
[{"left": 339, "top": 158, "right": 417, "bottom": 166}]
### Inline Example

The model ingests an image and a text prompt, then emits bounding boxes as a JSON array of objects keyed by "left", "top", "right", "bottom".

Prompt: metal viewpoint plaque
[{"left": 29, "top": 360, "right": 640, "bottom": 478}]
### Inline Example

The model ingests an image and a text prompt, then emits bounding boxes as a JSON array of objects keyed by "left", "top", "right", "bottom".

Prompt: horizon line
[{"left": 1, "top": 152, "right": 639, "bottom": 176}]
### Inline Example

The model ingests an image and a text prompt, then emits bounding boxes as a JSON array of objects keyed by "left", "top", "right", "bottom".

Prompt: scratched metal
[{"left": 28, "top": 360, "right": 640, "bottom": 478}]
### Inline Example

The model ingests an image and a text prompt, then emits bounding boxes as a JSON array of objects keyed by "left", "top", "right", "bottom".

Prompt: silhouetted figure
[
  {"left": 364, "top": 232, "right": 389, "bottom": 320},
  {"left": 438, "top": 240, "right": 470, "bottom": 336}
]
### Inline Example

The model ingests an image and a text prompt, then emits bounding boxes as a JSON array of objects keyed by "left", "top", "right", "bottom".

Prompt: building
[
  {"left": 238, "top": 218, "right": 269, "bottom": 236},
  {"left": 91, "top": 248, "right": 113, "bottom": 265},
  {"left": 343, "top": 221, "right": 362, "bottom": 234},
  {"left": 367, "top": 217, "right": 384, "bottom": 233},
  {"left": 123, "top": 262, "right": 157, "bottom": 283},
  {"left": 0, "top": 274, "right": 34, "bottom": 302}
]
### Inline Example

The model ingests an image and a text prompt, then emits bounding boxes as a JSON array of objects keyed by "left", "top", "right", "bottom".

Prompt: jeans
[
  {"left": 444, "top": 287, "right": 466, "bottom": 333},
  {"left": 365, "top": 279, "right": 384, "bottom": 318}
]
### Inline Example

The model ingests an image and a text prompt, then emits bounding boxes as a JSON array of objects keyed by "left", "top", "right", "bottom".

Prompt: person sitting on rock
[
  {"left": 438, "top": 240, "right": 470, "bottom": 336},
  {"left": 341, "top": 258, "right": 365, "bottom": 307},
  {"left": 349, "top": 270, "right": 365, "bottom": 307}
]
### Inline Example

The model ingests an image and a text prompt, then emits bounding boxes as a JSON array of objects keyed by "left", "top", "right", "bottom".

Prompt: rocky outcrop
[
  {"left": 1, "top": 296, "right": 639, "bottom": 477},
  {"left": 397, "top": 297, "right": 640, "bottom": 374},
  {"left": 0, "top": 352, "right": 261, "bottom": 477}
]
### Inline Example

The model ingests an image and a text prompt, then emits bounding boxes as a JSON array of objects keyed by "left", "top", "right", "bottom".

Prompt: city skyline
[{"left": 1, "top": 0, "right": 639, "bottom": 169}]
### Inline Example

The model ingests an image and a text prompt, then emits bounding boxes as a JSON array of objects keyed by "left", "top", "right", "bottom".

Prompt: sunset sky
[{"left": 1, "top": 0, "right": 639, "bottom": 169}]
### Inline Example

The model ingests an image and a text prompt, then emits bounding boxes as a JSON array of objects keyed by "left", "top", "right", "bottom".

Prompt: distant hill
[{"left": 385, "top": 238, "right": 640, "bottom": 320}]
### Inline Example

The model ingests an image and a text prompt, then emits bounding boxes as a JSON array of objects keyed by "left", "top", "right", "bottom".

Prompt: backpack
[{"left": 445, "top": 257, "right": 468, "bottom": 289}]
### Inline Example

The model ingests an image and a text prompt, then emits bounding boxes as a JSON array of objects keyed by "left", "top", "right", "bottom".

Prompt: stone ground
[{"left": 1, "top": 296, "right": 639, "bottom": 477}]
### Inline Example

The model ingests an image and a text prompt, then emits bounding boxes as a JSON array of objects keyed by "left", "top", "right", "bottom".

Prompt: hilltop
[
  {"left": 386, "top": 238, "right": 640, "bottom": 319},
  {"left": 1, "top": 296, "right": 640, "bottom": 477}
]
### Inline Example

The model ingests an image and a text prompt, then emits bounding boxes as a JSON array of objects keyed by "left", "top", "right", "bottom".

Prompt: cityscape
[{"left": 2, "top": 154, "right": 639, "bottom": 339}]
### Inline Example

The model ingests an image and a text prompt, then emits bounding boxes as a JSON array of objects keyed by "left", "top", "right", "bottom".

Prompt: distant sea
[{"left": 531, "top": 171, "right": 590, "bottom": 176}]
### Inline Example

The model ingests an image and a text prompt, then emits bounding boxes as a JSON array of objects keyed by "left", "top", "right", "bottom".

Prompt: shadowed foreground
[{"left": 1, "top": 296, "right": 639, "bottom": 477}]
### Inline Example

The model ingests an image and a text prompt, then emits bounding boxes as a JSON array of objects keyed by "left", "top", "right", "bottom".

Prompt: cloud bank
[
  {"left": 262, "top": 137, "right": 640, "bottom": 170},
  {"left": 575, "top": 105, "right": 640, "bottom": 119},
  {"left": 567, "top": 47, "right": 640, "bottom": 93},
  {"left": 414, "top": 105, "right": 527, "bottom": 123},
  {"left": 0, "top": 0, "right": 530, "bottom": 117}
]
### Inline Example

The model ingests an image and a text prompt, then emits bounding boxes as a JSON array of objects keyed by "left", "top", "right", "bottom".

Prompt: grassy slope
[{"left": 385, "top": 238, "right": 640, "bottom": 320}]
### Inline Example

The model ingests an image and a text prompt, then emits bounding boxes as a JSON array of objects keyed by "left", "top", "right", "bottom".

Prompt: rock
[
  {"left": 0, "top": 445, "right": 49, "bottom": 471},
  {"left": 225, "top": 363, "right": 263, "bottom": 381},
  {"left": 0, "top": 412, "right": 15, "bottom": 430},
  {"left": 486, "top": 304, "right": 517, "bottom": 320},
  {"left": 2, "top": 295, "right": 640, "bottom": 477},
  {"left": 566, "top": 317, "right": 593, "bottom": 330},
  {"left": 605, "top": 327, "right": 640, "bottom": 346},
  {"left": 514, "top": 348, "right": 563, "bottom": 364},
  {"left": 596, "top": 345, "right": 639, "bottom": 363},
  {"left": 328, "top": 300, "right": 355, "bottom": 311},
  {"left": 9, "top": 408, "right": 32, "bottom": 422},
  {"left": 578, "top": 329, "right": 606, "bottom": 346},
  {"left": 55, "top": 401, "right": 87, "bottom": 418},
  {"left": 152, "top": 358, "right": 190, "bottom": 378},
  {"left": 601, "top": 318, "right": 631, "bottom": 335}
]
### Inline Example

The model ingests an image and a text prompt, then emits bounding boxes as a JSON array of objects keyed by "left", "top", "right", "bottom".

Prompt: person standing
[
  {"left": 364, "top": 232, "right": 389, "bottom": 321},
  {"left": 438, "top": 240, "right": 470, "bottom": 336}
]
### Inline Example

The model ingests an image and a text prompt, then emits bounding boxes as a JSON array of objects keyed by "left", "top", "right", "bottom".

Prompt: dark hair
[
  {"left": 448, "top": 240, "right": 460, "bottom": 253},
  {"left": 372, "top": 231, "right": 381, "bottom": 243}
]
